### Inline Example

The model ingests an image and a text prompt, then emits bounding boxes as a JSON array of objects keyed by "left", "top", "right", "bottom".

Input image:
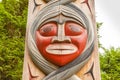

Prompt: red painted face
[{"left": 36, "top": 21, "right": 87, "bottom": 66}]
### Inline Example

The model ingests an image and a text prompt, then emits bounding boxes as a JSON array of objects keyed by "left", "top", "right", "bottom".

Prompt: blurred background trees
[
  {"left": 100, "top": 47, "right": 120, "bottom": 80},
  {"left": 0, "top": 0, "right": 120, "bottom": 80},
  {"left": 0, "top": 0, "right": 28, "bottom": 79}
]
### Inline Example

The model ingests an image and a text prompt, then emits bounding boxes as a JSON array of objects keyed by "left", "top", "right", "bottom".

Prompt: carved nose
[
  {"left": 52, "top": 36, "right": 71, "bottom": 43},
  {"left": 52, "top": 24, "right": 71, "bottom": 43}
]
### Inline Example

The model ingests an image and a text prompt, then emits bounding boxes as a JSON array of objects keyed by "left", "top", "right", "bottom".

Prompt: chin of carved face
[{"left": 36, "top": 22, "right": 87, "bottom": 66}]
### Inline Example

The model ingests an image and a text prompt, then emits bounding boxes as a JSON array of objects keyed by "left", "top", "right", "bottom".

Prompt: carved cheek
[
  {"left": 70, "top": 30, "right": 87, "bottom": 54},
  {"left": 35, "top": 22, "right": 57, "bottom": 55},
  {"left": 65, "top": 21, "right": 88, "bottom": 54},
  {"left": 36, "top": 31, "right": 52, "bottom": 53}
]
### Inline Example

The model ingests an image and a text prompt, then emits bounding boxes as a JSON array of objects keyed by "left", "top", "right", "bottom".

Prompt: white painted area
[{"left": 95, "top": 0, "right": 120, "bottom": 49}]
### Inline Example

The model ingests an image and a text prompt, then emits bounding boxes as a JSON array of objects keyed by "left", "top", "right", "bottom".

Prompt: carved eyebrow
[
  {"left": 39, "top": 16, "right": 85, "bottom": 29},
  {"left": 39, "top": 19, "right": 57, "bottom": 28},
  {"left": 43, "top": 0, "right": 77, "bottom": 3},
  {"left": 43, "top": 0, "right": 51, "bottom": 3},
  {"left": 66, "top": 20, "right": 85, "bottom": 29}
]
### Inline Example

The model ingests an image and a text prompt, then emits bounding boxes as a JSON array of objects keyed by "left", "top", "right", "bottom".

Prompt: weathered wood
[{"left": 22, "top": 0, "right": 101, "bottom": 80}]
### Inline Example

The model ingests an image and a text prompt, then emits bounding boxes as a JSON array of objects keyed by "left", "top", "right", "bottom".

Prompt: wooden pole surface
[{"left": 22, "top": 0, "right": 101, "bottom": 80}]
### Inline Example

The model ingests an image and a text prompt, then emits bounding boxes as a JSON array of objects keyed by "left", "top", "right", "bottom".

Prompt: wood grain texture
[{"left": 22, "top": 0, "right": 101, "bottom": 80}]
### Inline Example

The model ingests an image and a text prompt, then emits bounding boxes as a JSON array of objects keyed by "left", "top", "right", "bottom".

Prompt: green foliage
[
  {"left": 0, "top": 0, "right": 28, "bottom": 80},
  {"left": 0, "top": 0, "right": 120, "bottom": 80},
  {"left": 97, "top": 22, "right": 103, "bottom": 48},
  {"left": 97, "top": 22, "right": 120, "bottom": 80},
  {"left": 100, "top": 47, "right": 120, "bottom": 80}
]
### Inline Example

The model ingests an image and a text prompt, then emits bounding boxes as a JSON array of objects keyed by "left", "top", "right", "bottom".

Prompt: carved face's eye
[
  {"left": 39, "top": 22, "right": 57, "bottom": 36},
  {"left": 65, "top": 22, "right": 85, "bottom": 36},
  {"left": 69, "top": 25, "right": 81, "bottom": 33},
  {"left": 42, "top": 26, "right": 52, "bottom": 33}
]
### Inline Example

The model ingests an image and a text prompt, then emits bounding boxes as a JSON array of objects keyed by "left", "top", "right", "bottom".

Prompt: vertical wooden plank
[
  {"left": 22, "top": 0, "right": 101, "bottom": 80},
  {"left": 22, "top": 0, "right": 46, "bottom": 80}
]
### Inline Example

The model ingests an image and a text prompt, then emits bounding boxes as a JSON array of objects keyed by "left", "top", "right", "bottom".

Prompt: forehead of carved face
[{"left": 35, "top": 17, "right": 87, "bottom": 66}]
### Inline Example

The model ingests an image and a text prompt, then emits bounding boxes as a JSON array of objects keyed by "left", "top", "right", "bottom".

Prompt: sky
[{"left": 95, "top": 0, "right": 120, "bottom": 49}]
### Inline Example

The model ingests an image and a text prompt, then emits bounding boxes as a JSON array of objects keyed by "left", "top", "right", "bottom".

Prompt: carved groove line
[
  {"left": 82, "top": 0, "right": 92, "bottom": 15},
  {"left": 33, "top": 0, "right": 41, "bottom": 13},
  {"left": 28, "top": 63, "right": 39, "bottom": 80},
  {"left": 84, "top": 63, "right": 95, "bottom": 80},
  {"left": 27, "top": 0, "right": 94, "bottom": 80}
]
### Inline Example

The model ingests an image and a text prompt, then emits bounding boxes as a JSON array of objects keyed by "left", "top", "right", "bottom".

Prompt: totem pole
[{"left": 22, "top": 0, "right": 101, "bottom": 80}]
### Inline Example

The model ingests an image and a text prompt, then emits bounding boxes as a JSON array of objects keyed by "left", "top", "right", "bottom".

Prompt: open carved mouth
[{"left": 46, "top": 44, "right": 78, "bottom": 55}]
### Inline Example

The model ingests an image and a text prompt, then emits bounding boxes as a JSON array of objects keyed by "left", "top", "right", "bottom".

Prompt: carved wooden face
[{"left": 36, "top": 21, "right": 87, "bottom": 66}]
